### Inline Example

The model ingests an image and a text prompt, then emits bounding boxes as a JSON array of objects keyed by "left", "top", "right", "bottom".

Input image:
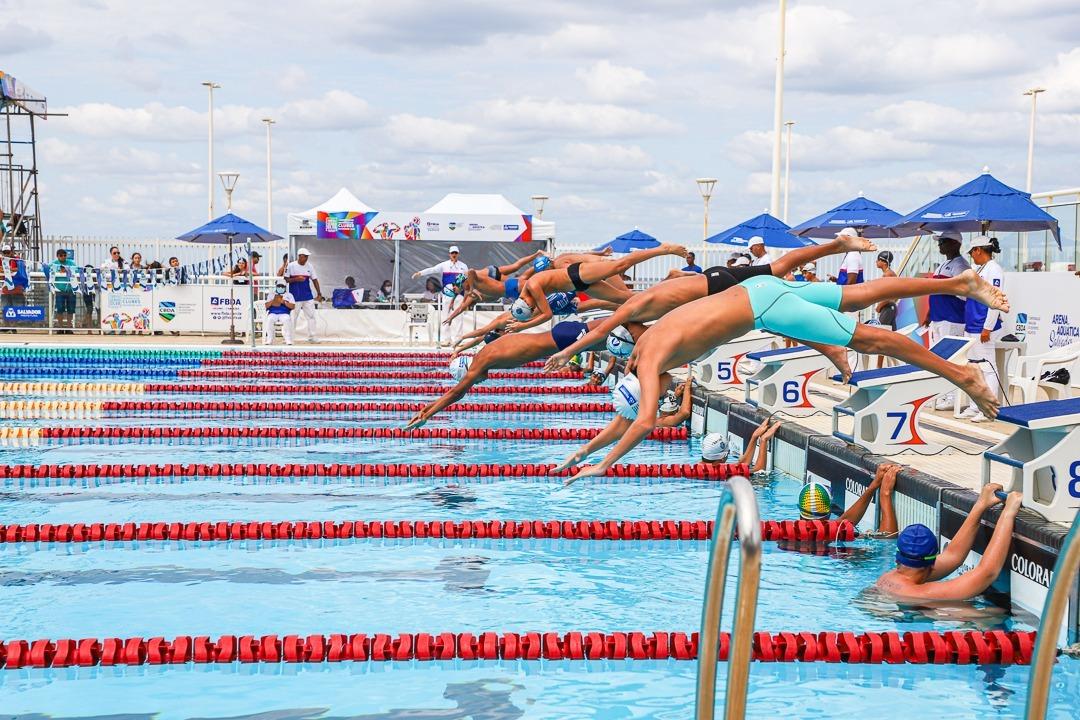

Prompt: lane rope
[
  {"left": 199, "top": 358, "right": 553, "bottom": 369},
  {"left": 142, "top": 384, "right": 609, "bottom": 395},
  {"left": 177, "top": 370, "right": 583, "bottom": 380}
]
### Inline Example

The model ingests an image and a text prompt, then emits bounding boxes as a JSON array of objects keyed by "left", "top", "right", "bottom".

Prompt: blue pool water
[{"left": 0, "top": 352, "right": 1077, "bottom": 719}]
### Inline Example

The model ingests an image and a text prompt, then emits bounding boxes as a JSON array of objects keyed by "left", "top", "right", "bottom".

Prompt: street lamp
[
  {"left": 262, "top": 118, "right": 275, "bottom": 232},
  {"left": 769, "top": 0, "right": 788, "bottom": 216},
  {"left": 783, "top": 120, "right": 795, "bottom": 223},
  {"left": 216, "top": 170, "right": 242, "bottom": 345},
  {"left": 1023, "top": 87, "right": 1047, "bottom": 192},
  {"left": 201, "top": 81, "right": 221, "bottom": 220},
  {"left": 531, "top": 194, "right": 549, "bottom": 218},
  {"left": 218, "top": 171, "right": 240, "bottom": 212},
  {"left": 696, "top": 178, "right": 717, "bottom": 268}
]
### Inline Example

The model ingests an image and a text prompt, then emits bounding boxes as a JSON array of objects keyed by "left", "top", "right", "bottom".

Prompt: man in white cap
[
  {"left": 802, "top": 263, "right": 820, "bottom": 282},
  {"left": 747, "top": 237, "right": 770, "bottom": 266},
  {"left": 924, "top": 229, "right": 970, "bottom": 409},
  {"left": 413, "top": 245, "right": 469, "bottom": 345},
  {"left": 832, "top": 228, "right": 865, "bottom": 285},
  {"left": 285, "top": 247, "right": 324, "bottom": 342}
]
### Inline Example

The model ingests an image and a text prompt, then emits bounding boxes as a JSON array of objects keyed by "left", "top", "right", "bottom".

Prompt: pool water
[{"left": 0, "top": 353, "right": 1076, "bottom": 719}]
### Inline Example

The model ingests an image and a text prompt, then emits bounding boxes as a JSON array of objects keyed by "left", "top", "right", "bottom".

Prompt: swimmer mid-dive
[
  {"left": 563, "top": 270, "right": 1008, "bottom": 483},
  {"left": 404, "top": 319, "right": 648, "bottom": 430},
  {"left": 453, "top": 291, "right": 593, "bottom": 355},
  {"left": 442, "top": 250, "right": 551, "bottom": 326}
]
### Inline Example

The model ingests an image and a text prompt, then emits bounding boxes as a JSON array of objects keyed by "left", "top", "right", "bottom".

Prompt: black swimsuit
[
  {"left": 566, "top": 262, "right": 591, "bottom": 292},
  {"left": 703, "top": 264, "right": 772, "bottom": 295}
]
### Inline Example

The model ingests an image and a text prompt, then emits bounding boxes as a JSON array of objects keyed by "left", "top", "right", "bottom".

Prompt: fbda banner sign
[
  {"left": 317, "top": 211, "right": 532, "bottom": 242},
  {"left": 99, "top": 286, "right": 249, "bottom": 333}
]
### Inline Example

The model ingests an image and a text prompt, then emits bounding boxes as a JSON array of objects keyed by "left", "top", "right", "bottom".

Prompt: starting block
[
  {"left": 832, "top": 337, "right": 972, "bottom": 455},
  {"left": 744, "top": 345, "right": 835, "bottom": 417},
  {"left": 983, "top": 397, "right": 1080, "bottom": 523},
  {"left": 691, "top": 331, "right": 777, "bottom": 391}
]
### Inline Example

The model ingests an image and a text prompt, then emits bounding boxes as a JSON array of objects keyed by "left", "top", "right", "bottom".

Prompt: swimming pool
[{"left": 0, "top": 347, "right": 1076, "bottom": 719}]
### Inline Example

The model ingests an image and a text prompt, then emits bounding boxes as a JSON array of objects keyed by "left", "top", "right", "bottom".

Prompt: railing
[
  {"left": 1025, "top": 510, "right": 1080, "bottom": 720},
  {"left": 695, "top": 475, "right": 762, "bottom": 720}
]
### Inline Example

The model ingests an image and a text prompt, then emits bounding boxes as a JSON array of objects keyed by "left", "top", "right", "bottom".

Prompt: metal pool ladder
[
  {"left": 1026, "top": 509, "right": 1080, "bottom": 720},
  {"left": 695, "top": 475, "right": 762, "bottom": 720}
]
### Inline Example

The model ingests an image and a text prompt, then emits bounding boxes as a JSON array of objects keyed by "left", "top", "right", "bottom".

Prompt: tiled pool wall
[{"left": 691, "top": 389, "right": 1079, "bottom": 643}]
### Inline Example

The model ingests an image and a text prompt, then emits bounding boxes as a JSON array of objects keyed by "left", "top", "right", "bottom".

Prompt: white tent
[
  {"left": 425, "top": 193, "right": 555, "bottom": 243},
  {"left": 287, "top": 188, "right": 374, "bottom": 236}
]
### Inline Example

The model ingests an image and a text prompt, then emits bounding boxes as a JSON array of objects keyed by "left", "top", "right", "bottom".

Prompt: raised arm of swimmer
[
  {"left": 405, "top": 365, "right": 490, "bottom": 430},
  {"left": 458, "top": 312, "right": 512, "bottom": 343}
]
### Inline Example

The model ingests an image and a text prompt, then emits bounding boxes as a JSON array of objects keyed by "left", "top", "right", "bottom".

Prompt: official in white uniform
[
  {"left": 413, "top": 245, "right": 469, "bottom": 345},
  {"left": 960, "top": 236, "right": 1005, "bottom": 423},
  {"left": 748, "top": 237, "right": 771, "bottom": 267},
  {"left": 832, "top": 228, "right": 864, "bottom": 286},
  {"left": 263, "top": 280, "right": 295, "bottom": 346},
  {"left": 925, "top": 229, "right": 971, "bottom": 409},
  {"left": 284, "top": 248, "right": 324, "bottom": 343}
]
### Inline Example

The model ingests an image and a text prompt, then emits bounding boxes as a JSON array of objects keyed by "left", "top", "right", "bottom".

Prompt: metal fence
[{"left": 39, "top": 235, "right": 282, "bottom": 271}]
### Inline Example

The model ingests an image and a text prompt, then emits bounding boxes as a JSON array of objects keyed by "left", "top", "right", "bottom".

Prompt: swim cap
[
  {"left": 701, "top": 433, "right": 728, "bottom": 461},
  {"left": 547, "top": 292, "right": 578, "bottom": 316},
  {"left": 606, "top": 325, "right": 635, "bottom": 358},
  {"left": 895, "top": 524, "right": 939, "bottom": 568},
  {"left": 659, "top": 392, "right": 678, "bottom": 414},
  {"left": 441, "top": 284, "right": 458, "bottom": 298},
  {"left": 612, "top": 373, "right": 641, "bottom": 419},
  {"left": 448, "top": 355, "right": 472, "bottom": 382},
  {"left": 533, "top": 255, "right": 552, "bottom": 272},
  {"left": 510, "top": 298, "right": 533, "bottom": 321},
  {"left": 798, "top": 481, "right": 833, "bottom": 520}
]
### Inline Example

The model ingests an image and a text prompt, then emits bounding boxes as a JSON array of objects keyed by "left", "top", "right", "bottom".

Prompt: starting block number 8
[{"left": 1069, "top": 460, "right": 1080, "bottom": 499}]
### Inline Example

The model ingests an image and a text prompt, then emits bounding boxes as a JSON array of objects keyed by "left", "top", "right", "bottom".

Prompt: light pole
[
  {"left": 531, "top": 194, "right": 549, "bottom": 219},
  {"left": 201, "top": 81, "right": 221, "bottom": 220},
  {"left": 217, "top": 171, "right": 242, "bottom": 345},
  {"left": 769, "top": 0, "right": 788, "bottom": 216},
  {"left": 1023, "top": 87, "right": 1046, "bottom": 192},
  {"left": 262, "top": 118, "right": 275, "bottom": 232},
  {"left": 783, "top": 120, "right": 795, "bottom": 223},
  {"left": 696, "top": 178, "right": 717, "bottom": 269}
]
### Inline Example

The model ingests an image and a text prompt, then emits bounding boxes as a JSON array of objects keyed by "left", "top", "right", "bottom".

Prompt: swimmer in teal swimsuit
[{"left": 564, "top": 269, "right": 1009, "bottom": 484}]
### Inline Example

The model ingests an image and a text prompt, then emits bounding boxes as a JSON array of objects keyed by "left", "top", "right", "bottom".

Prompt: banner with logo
[
  {"left": 2, "top": 305, "right": 45, "bottom": 323},
  {"left": 1002, "top": 272, "right": 1080, "bottom": 352},
  {"left": 317, "top": 211, "right": 373, "bottom": 239},
  {"left": 152, "top": 285, "right": 203, "bottom": 332},
  {"left": 202, "top": 286, "right": 250, "bottom": 332},
  {"left": 360, "top": 213, "right": 532, "bottom": 242},
  {"left": 100, "top": 290, "right": 153, "bottom": 333}
]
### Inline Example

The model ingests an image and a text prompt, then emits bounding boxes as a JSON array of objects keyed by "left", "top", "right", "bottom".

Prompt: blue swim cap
[
  {"left": 547, "top": 291, "right": 577, "bottom": 316},
  {"left": 533, "top": 255, "right": 552, "bottom": 272},
  {"left": 895, "top": 524, "right": 938, "bottom": 568},
  {"left": 483, "top": 330, "right": 502, "bottom": 344}
]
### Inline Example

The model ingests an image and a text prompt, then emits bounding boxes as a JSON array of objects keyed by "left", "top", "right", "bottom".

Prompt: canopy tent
[
  {"left": 286, "top": 188, "right": 374, "bottom": 236},
  {"left": 595, "top": 229, "right": 659, "bottom": 253},
  {"left": 425, "top": 192, "right": 555, "bottom": 243},
  {"left": 790, "top": 195, "right": 903, "bottom": 239}
]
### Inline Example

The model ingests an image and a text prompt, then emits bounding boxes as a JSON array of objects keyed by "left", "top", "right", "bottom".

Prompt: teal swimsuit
[{"left": 739, "top": 276, "right": 856, "bottom": 346}]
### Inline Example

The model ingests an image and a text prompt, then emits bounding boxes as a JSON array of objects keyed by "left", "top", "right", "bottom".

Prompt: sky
[{"left": 8, "top": 0, "right": 1080, "bottom": 246}]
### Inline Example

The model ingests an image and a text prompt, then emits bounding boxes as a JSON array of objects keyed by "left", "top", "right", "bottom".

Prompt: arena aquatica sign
[{"left": 317, "top": 211, "right": 532, "bottom": 243}]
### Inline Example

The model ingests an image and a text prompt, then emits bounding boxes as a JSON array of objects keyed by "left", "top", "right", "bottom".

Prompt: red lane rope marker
[
  {"left": 36, "top": 426, "right": 688, "bottom": 442},
  {"left": 0, "top": 462, "right": 748, "bottom": 481},
  {"left": 99, "top": 401, "right": 614, "bottom": 415},
  {"left": 143, "top": 384, "right": 608, "bottom": 395},
  {"left": 0, "top": 518, "right": 856, "bottom": 544},
  {"left": 200, "top": 359, "right": 552, "bottom": 369},
  {"left": 177, "top": 370, "right": 583, "bottom": 380},
  {"left": 222, "top": 351, "right": 456, "bottom": 359},
  {"left": 0, "top": 630, "right": 1037, "bottom": 667}
]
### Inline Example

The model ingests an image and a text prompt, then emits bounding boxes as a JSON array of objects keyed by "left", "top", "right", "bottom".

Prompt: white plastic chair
[
  {"left": 404, "top": 302, "right": 432, "bottom": 345},
  {"left": 1007, "top": 344, "right": 1080, "bottom": 404}
]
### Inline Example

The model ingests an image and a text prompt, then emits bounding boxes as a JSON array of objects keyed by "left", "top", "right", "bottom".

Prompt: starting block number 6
[{"left": 782, "top": 381, "right": 801, "bottom": 404}]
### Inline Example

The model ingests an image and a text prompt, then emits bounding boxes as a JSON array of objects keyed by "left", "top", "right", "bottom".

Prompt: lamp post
[
  {"left": 783, "top": 120, "right": 795, "bottom": 223},
  {"left": 1023, "top": 87, "right": 1046, "bottom": 192},
  {"left": 262, "top": 118, "right": 275, "bottom": 232},
  {"left": 769, "top": 0, "right": 788, "bottom": 216},
  {"left": 217, "top": 171, "right": 242, "bottom": 345},
  {"left": 201, "top": 81, "right": 220, "bottom": 220},
  {"left": 696, "top": 178, "right": 717, "bottom": 269},
  {"left": 531, "top": 194, "right": 549, "bottom": 218}
]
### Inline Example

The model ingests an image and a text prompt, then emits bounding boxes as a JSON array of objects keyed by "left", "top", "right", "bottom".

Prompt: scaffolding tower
[{"left": 0, "top": 71, "right": 48, "bottom": 263}]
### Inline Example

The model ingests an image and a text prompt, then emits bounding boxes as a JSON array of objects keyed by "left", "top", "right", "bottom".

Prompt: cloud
[
  {"left": 0, "top": 21, "right": 52, "bottom": 55},
  {"left": 277, "top": 65, "right": 312, "bottom": 95},
  {"left": 576, "top": 61, "right": 654, "bottom": 103},
  {"left": 386, "top": 114, "right": 481, "bottom": 152},
  {"left": 729, "top": 126, "right": 934, "bottom": 172},
  {"left": 1033, "top": 48, "right": 1080, "bottom": 113},
  {"left": 869, "top": 101, "right": 1022, "bottom": 146},
  {"left": 541, "top": 23, "right": 619, "bottom": 56},
  {"left": 477, "top": 97, "right": 679, "bottom": 138}
]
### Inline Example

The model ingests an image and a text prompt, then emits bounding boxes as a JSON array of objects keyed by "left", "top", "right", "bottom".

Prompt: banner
[
  {"left": 1001, "top": 272, "right": 1080, "bottom": 352},
  {"left": 317, "top": 211, "right": 372, "bottom": 239},
  {"left": 202, "top": 286, "right": 250, "bottom": 332},
  {"left": 152, "top": 285, "right": 203, "bottom": 333},
  {"left": 361, "top": 213, "right": 532, "bottom": 243},
  {"left": 100, "top": 290, "right": 152, "bottom": 333},
  {"left": 2, "top": 305, "right": 45, "bottom": 322}
]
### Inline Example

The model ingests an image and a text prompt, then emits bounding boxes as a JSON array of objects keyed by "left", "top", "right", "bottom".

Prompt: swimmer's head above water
[
  {"left": 798, "top": 480, "right": 833, "bottom": 520},
  {"left": 700, "top": 433, "right": 728, "bottom": 463},
  {"left": 894, "top": 524, "right": 938, "bottom": 569}
]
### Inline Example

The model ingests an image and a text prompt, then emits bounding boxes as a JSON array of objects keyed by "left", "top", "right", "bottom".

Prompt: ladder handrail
[
  {"left": 695, "top": 475, "right": 762, "bottom": 720},
  {"left": 1026, "top": 510, "right": 1080, "bottom": 720}
]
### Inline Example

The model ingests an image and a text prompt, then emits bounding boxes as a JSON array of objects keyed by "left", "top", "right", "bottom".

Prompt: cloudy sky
[{"left": 9, "top": 0, "right": 1080, "bottom": 245}]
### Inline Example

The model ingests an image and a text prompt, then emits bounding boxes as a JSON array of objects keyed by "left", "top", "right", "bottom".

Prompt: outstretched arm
[
  {"left": 552, "top": 415, "right": 633, "bottom": 472},
  {"left": 458, "top": 312, "right": 512, "bottom": 342},
  {"left": 506, "top": 284, "right": 553, "bottom": 332},
  {"left": 500, "top": 250, "right": 544, "bottom": 276},
  {"left": 839, "top": 464, "right": 889, "bottom": 526},
  {"left": 544, "top": 298, "right": 643, "bottom": 372},
  {"left": 451, "top": 335, "right": 486, "bottom": 358},
  {"left": 444, "top": 293, "right": 477, "bottom": 325},
  {"left": 929, "top": 484, "right": 1004, "bottom": 580},
  {"left": 748, "top": 420, "right": 782, "bottom": 474},
  {"left": 404, "top": 367, "right": 489, "bottom": 430},
  {"left": 658, "top": 378, "right": 694, "bottom": 427}
]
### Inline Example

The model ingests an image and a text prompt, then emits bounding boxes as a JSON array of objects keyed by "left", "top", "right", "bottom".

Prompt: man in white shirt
[
  {"left": 924, "top": 229, "right": 971, "bottom": 409},
  {"left": 832, "top": 228, "right": 864, "bottom": 286},
  {"left": 748, "top": 237, "right": 771, "bottom": 266},
  {"left": 284, "top": 247, "right": 324, "bottom": 343},
  {"left": 412, "top": 245, "right": 469, "bottom": 345},
  {"left": 263, "top": 280, "right": 296, "bottom": 346}
]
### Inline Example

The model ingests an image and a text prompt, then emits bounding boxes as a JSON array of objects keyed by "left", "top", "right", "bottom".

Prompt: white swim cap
[
  {"left": 606, "top": 325, "right": 635, "bottom": 358},
  {"left": 701, "top": 433, "right": 728, "bottom": 461},
  {"left": 659, "top": 392, "right": 678, "bottom": 414},
  {"left": 510, "top": 298, "right": 533, "bottom": 321},
  {"left": 612, "top": 373, "right": 641, "bottom": 419},
  {"left": 448, "top": 355, "right": 472, "bottom": 382}
]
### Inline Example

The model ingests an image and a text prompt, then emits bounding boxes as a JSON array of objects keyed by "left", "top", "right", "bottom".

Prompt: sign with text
[
  {"left": 1002, "top": 272, "right": 1080, "bottom": 352},
  {"left": 202, "top": 287, "right": 250, "bottom": 332},
  {"left": 152, "top": 285, "right": 203, "bottom": 333},
  {"left": 100, "top": 290, "right": 152, "bottom": 333},
  {"left": 317, "top": 211, "right": 371, "bottom": 239},
  {"left": 360, "top": 212, "right": 532, "bottom": 243},
  {"left": 2, "top": 305, "right": 45, "bottom": 322}
]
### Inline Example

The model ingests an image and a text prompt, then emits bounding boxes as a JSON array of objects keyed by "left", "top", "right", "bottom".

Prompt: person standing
[
  {"left": 285, "top": 247, "right": 324, "bottom": 343},
  {"left": 832, "top": 228, "right": 865, "bottom": 285},
  {"left": 49, "top": 248, "right": 78, "bottom": 333},
  {"left": 0, "top": 242, "right": 28, "bottom": 332},
  {"left": 681, "top": 252, "right": 702, "bottom": 273},
  {"left": 412, "top": 245, "right": 468, "bottom": 345},
  {"left": 925, "top": 229, "right": 971, "bottom": 410},
  {"left": 100, "top": 246, "right": 125, "bottom": 290},
  {"left": 960, "top": 236, "right": 1005, "bottom": 423},
  {"left": 747, "top": 237, "right": 770, "bottom": 267},
  {"left": 263, "top": 279, "right": 295, "bottom": 346}
]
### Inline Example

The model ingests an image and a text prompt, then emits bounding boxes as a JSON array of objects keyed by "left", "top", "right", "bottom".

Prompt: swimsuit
[
  {"left": 566, "top": 263, "right": 591, "bottom": 292},
  {"left": 703, "top": 264, "right": 772, "bottom": 296},
  {"left": 740, "top": 276, "right": 855, "bottom": 346},
  {"left": 486, "top": 265, "right": 502, "bottom": 280},
  {"left": 551, "top": 321, "right": 589, "bottom": 352},
  {"left": 503, "top": 277, "right": 520, "bottom": 301}
]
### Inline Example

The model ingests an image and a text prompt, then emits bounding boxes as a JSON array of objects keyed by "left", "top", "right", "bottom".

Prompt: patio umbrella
[
  {"left": 594, "top": 229, "right": 660, "bottom": 253},
  {"left": 177, "top": 213, "right": 282, "bottom": 345},
  {"left": 790, "top": 195, "right": 903, "bottom": 239},
  {"left": 706, "top": 212, "right": 816, "bottom": 249},
  {"left": 889, "top": 171, "right": 1061, "bottom": 247}
]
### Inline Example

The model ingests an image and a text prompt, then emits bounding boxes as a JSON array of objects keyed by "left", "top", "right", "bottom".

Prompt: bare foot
[
  {"left": 660, "top": 243, "right": 689, "bottom": 259},
  {"left": 958, "top": 269, "right": 1010, "bottom": 312},
  {"left": 600, "top": 247, "right": 613, "bottom": 256},
  {"left": 836, "top": 233, "right": 877, "bottom": 253},
  {"left": 959, "top": 364, "right": 1000, "bottom": 418},
  {"left": 820, "top": 344, "right": 852, "bottom": 384}
]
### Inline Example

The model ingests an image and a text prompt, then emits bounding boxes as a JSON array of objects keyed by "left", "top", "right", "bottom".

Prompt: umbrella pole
[{"left": 222, "top": 234, "right": 243, "bottom": 345}]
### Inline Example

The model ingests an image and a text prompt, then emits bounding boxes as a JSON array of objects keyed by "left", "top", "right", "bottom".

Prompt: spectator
[
  {"left": 375, "top": 280, "right": 394, "bottom": 303},
  {"left": 874, "top": 251, "right": 898, "bottom": 330},
  {"left": 681, "top": 252, "right": 702, "bottom": 273},
  {"left": 130, "top": 252, "right": 145, "bottom": 270},
  {"left": 748, "top": 237, "right": 770, "bottom": 267},
  {"left": 412, "top": 245, "right": 468, "bottom": 345},
  {"left": 732, "top": 255, "right": 750, "bottom": 268},
  {"left": 422, "top": 277, "right": 442, "bottom": 301},
  {"left": 346, "top": 276, "right": 365, "bottom": 305},
  {"left": 924, "top": 230, "right": 970, "bottom": 409},
  {"left": 80, "top": 264, "right": 97, "bottom": 324},
  {"left": 49, "top": 248, "right": 78, "bottom": 334},
  {"left": 802, "top": 263, "right": 820, "bottom": 282},
  {"left": 0, "top": 242, "right": 28, "bottom": 331},
  {"left": 726, "top": 252, "right": 741, "bottom": 268},
  {"left": 250, "top": 251, "right": 261, "bottom": 276},
  {"left": 831, "top": 228, "right": 864, "bottom": 285},
  {"left": 226, "top": 257, "right": 251, "bottom": 284},
  {"left": 164, "top": 256, "right": 188, "bottom": 285},
  {"left": 284, "top": 247, "right": 323, "bottom": 343},
  {"left": 277, "top": 253, "right": 289, "bottom": 277},
  {"left": 960, "top": 236, "right": 1005, "bottom": 423},
  {"left": 100, "top": 246, "right": 124, "bottom": 289},
  {"left": 263, "top": 279, "right": 295, "bottom": 346}
]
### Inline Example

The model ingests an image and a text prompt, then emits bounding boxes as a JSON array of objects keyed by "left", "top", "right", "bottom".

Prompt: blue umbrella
[
  {"left": 706, "top": 212, "right": 816, "bottom": 249},
  {"left": 790, "top": 195, "right": 902, "bottom": 239},
  {"left": 889, "top": 171, "right": 1061, "bottom": 247},
  {"left": 594, "top": 229, "right": 659, "bottom": 253}
]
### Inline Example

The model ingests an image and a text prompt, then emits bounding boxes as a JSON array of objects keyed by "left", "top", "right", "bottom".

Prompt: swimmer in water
[
  {"left": 874, "top": 484, "right": 1022, "bottom": 602},
  {"left": 799, "top": 463, "right": 901, "bottom": 536},
  {"left": 696, "top": 418, "right": 783, "bottom": 476}
]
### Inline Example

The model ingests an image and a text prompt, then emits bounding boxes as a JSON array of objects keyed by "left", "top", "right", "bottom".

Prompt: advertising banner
[
  {"left": 153, "top": 285, "right": 203, "bottom": 332},
  {"left": 100, "top": 290, "right": 153, "bottom": 333},
  {"left": 317, "top": 211, "right": 372, "bottom": 239},
  {"left": 1001, "top": 272, "right": 1080, "bottom": 352},
  {"left": 360, "top": 213, "right": 532, "bottom": 243},
  {"left": 202, "top": 286, "right": 250, "bottom": 332},
  {"left": 2, "top": 305, "right": 45, "bottom": 322}
]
